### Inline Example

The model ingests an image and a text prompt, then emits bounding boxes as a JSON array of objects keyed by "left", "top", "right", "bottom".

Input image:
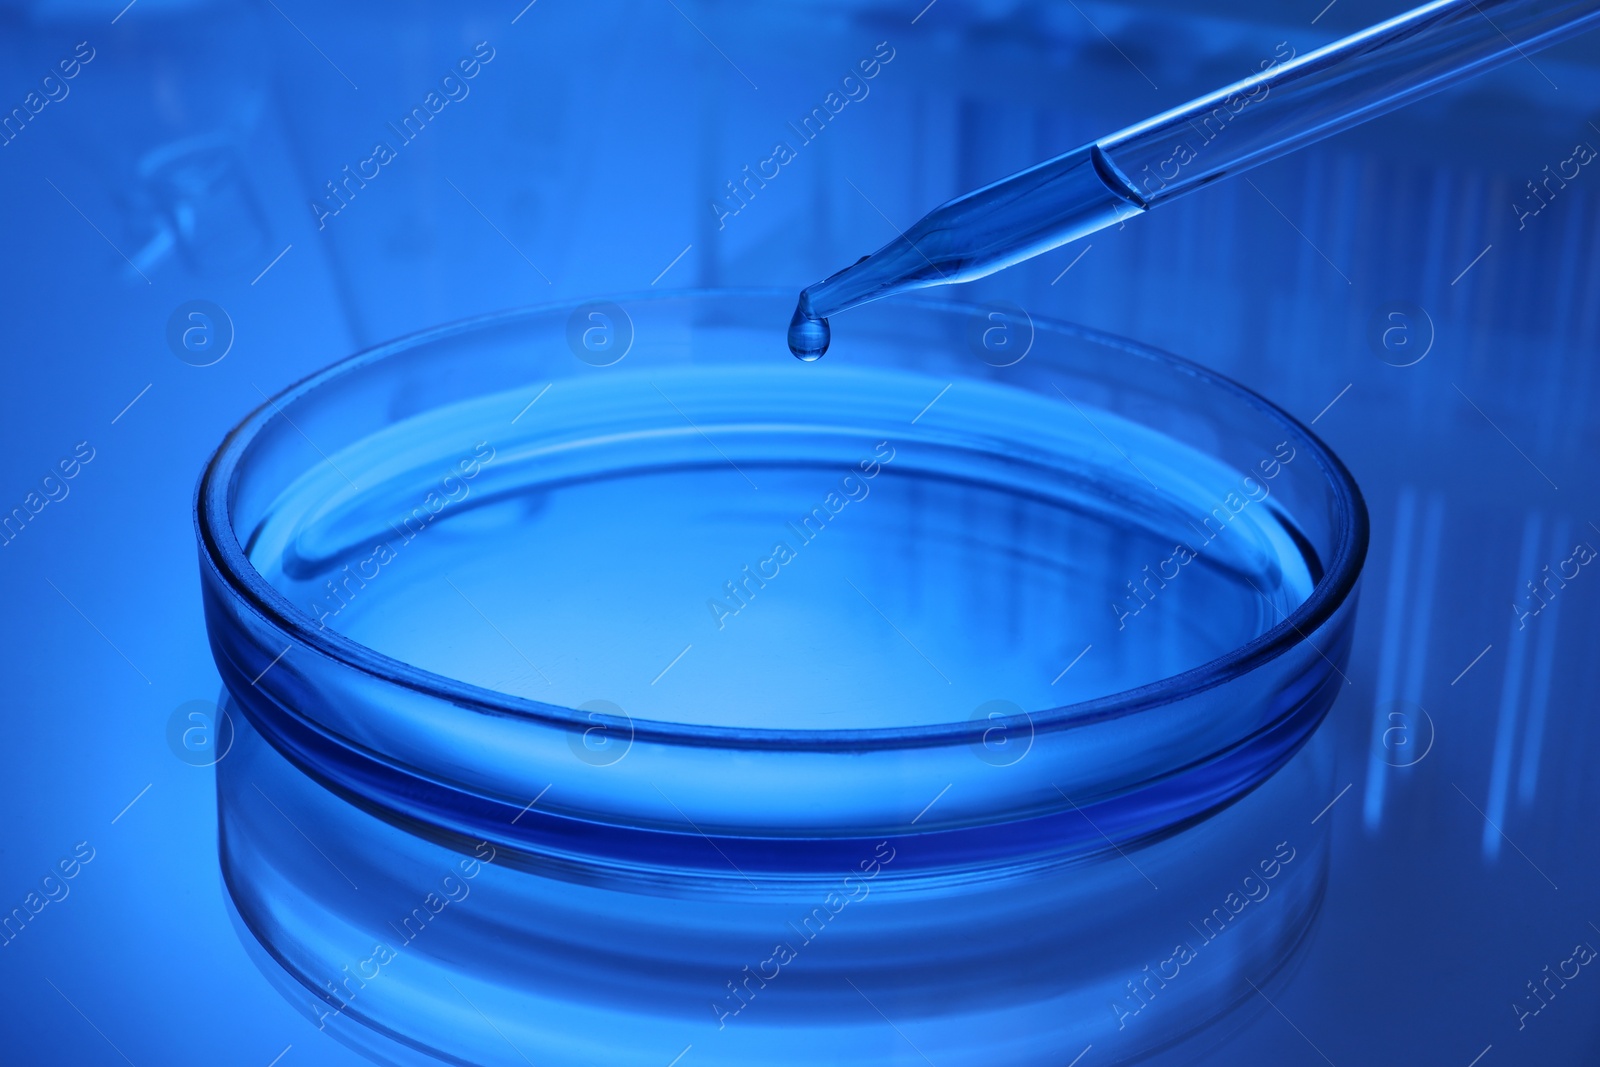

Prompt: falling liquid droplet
[{"left": 787, "top": 301, "right": 830, "bottom": 362}]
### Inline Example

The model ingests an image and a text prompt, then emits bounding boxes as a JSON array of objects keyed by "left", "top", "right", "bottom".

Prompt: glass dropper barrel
[{"left": 789, "top": 0, "right": 1600, "bottom": 359}]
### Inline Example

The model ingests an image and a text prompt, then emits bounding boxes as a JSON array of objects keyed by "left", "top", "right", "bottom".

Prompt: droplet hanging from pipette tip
[{"left": 787, "top": 299, "right": 830, "bottom": 362}]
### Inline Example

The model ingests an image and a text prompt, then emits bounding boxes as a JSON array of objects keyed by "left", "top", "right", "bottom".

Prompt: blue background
[{"left": 1, "top": 0, "right": 1598, "bottom": 1063}]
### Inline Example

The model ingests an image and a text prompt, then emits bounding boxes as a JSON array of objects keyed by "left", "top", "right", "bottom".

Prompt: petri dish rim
[{"left": 196, "top": 288, "right": 1368, "bottom": 752}]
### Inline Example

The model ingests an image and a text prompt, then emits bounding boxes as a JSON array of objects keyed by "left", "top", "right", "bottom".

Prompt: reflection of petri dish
[
  {"left": 219, "top": 694, "right": 1337, "bottom": 1067},
  {"left": 198, "top": 289, "right": 1365, "bottom": 866}
]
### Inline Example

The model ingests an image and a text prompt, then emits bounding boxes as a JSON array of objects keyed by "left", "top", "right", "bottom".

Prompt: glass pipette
[{"left": 788, "top": 0, "right": 1600, "bottom": 359}]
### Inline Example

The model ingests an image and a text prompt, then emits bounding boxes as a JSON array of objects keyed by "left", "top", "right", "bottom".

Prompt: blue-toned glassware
[{"left": 197, "top": 291, "right": 1366, "bottom": 1064}]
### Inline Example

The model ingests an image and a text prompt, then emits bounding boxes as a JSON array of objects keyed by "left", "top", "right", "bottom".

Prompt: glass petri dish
[{"left": 197, "top": 289, "right": 1367, "bottom": 878}]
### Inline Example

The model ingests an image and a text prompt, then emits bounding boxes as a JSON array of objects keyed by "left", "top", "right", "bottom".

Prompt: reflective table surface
[{"left": 1, "top": 0, "right": 1597, "bottom": 1062}]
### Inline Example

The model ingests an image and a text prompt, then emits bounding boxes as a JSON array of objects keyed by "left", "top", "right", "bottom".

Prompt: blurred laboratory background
[{"left": 1, "top": 0, "right": 1598, "bottom": 1063}]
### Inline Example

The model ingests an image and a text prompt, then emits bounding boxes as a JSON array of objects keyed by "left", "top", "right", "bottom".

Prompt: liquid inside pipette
[{"left": 787, "top": 145, "right": 1143, "bottom": 360}]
